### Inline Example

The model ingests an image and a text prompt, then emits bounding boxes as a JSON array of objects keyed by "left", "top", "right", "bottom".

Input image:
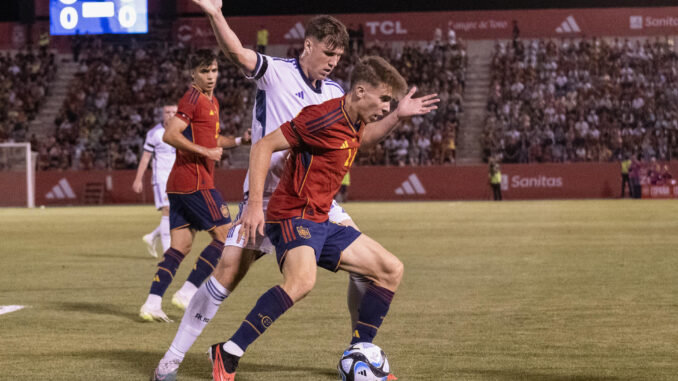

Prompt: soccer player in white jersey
[
  {"left": 152, "top": 1, "right": 425, "bottom": 379},
  {"left": 133, "top": 103, "right": 177, "bottom": 257}
]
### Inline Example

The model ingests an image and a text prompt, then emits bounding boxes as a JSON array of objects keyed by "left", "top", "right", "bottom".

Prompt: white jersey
[
  {"left": 244, "top": 53, "right": 346, "bottom": 195},
  {"left": 142, "top": 123, "right": 176, "bottom": 185}
]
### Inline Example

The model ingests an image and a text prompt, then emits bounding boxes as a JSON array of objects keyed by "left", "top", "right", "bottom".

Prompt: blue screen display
[{"left": 50, "top": 0, "right": 148, "bottom": 35}]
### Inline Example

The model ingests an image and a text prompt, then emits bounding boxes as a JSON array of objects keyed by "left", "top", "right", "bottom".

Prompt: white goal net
[{"left": 0, "top": 143, "right": 36, "bottom": 208}]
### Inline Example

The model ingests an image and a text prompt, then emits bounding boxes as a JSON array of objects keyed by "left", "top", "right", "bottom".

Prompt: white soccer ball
[{"left": 337, "top": 342, "right": 390, "bottom": 381}]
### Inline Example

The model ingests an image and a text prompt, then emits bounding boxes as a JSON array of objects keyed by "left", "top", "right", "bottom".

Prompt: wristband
[{"left": 235, "top": 137, "right": 242, "bottom": 146}]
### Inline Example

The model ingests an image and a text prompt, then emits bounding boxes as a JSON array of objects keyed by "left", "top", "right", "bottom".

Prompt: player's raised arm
[
  {"left": 361, "top": 86, "right": 439, "bottom": 148},
  {"left": 163, "top": 116, "right": 223, "bottom": 161},
  {"left": 192, "top": 0, "right": 258, "bottom": 73},
  {"left": 236, "top": 128, "right": 290, "bottom": 245}
]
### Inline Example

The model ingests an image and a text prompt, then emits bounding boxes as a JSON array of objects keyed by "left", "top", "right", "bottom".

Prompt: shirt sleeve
[
  {"left": 142, "top": 128, "right": 156, "bottom": 152},
  {"left": 175, "top": 89, "right": 198, "bottom": 124},
  {"left": 245, "top": 53, "right": 283, "bottom": 91}
]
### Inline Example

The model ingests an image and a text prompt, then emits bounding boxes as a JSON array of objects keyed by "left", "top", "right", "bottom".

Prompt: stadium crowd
[
  {"left": 334, "top": 39, "right": 466, "bottom": 166},
  {"left": 33, "top": 34, "right": 465, "bottom": 170},
  {"left": 484, "top": 36, "right": 678, "bottom": 164},
  {"left": 0, "top": 49, "right": 56, "bottom": 143},
  {"left": 38, "top": 36, "right": 253, "bottom": 171}
]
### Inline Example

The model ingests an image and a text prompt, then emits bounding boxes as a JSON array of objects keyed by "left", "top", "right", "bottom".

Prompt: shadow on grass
[
  {"left": 65, "top": 349, "right": 338, "bottom": 380},
  {"left": 56, "top": 302, "right": 139, "bottom": 322},
  {"left": 458, "top": 369, "right": 622, "bottom": 381}
]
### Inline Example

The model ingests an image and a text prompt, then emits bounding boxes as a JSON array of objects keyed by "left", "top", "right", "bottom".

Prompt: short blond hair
[{"left": 350, "top": 56, "right": 408, "bottom": 99}]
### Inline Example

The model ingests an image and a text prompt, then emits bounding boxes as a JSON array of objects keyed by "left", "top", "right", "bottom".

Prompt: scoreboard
[{"left": 50, "top": 0, "right": 148, "bottom": 35}]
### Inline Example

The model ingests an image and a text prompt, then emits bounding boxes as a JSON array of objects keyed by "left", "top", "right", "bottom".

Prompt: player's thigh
[
  {"left": 338, "top": 234, "right": 403, "bottom": 290},
  {"left": 280, "top": 245, "right": 318, "bottom": 302},
  {"left": 213, "top": 246, "right": 258, "bottom": 291},
  {"left": 209, "top": 222, "right": 232, "bottom": 243}
]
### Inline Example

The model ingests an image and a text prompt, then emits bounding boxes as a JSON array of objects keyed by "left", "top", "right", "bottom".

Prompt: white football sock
[
  {"left": 144, "top": 294, "right": 163, "bottom": 309},
  {"left": 347, "top": 272, "right": 370, "bottom": 330},
  {"left": 160, "top": 216, "right": 171, "bottom": 252},
  {"left": 223, "top": 341, "right": 244, "bottom": 357},
  {"left": 176, "top": 281, "right": 198, "bottom": 298},
  {"left": 165, "top": 277, "right": 229, "bottom": 363}
]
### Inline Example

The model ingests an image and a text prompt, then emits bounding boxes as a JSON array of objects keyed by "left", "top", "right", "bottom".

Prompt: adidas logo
[
  {"left": 284, "top": 22, "right": 305, "bottom": 40},
  {"left": 555, "top": 15, "right": 581, "bottom": 33},
  {"left": 394, "top": 174, "right": 426, "bottom": 195},
  {"left": 629, "top": 15, "right": 643, "bottom": 30},
  {"left": 46, "top": 178, "right": 76, "bottom": 200},
  {"left": 340, "top": 140, "right": 349, "bottom": 149},
  {"left": 295, "top": 91, "right": 304, "bottom": 99}
]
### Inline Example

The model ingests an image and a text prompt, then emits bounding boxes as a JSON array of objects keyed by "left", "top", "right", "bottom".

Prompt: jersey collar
[
  {"left": 340, "top": 97, "right": 362, "bottom": 133},
  {"left": 295, "top": 58, "right": 323, "bottom": 94},
  {"left": 192, "top": 84, "right": 215, "bottom": 101}
]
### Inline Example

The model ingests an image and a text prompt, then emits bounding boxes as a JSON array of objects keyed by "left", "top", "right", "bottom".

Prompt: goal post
[{"left": 0, "top": 143, "right": 36, "bottom": 208}]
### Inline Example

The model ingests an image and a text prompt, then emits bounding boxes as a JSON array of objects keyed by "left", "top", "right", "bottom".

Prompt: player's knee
[
  {"left": 377, "top": 253, "right": 404, "bottom": 291},
  {"left": 171, "top": 244, "right": 191, "bottom": 255},
  {"left": 282, "top": 276, "right": 316, "bottom": 302}
]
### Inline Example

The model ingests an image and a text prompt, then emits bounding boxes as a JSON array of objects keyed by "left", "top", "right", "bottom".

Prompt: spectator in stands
[{"left": 256, "top": 25, "right": 268, "bottom": 54}]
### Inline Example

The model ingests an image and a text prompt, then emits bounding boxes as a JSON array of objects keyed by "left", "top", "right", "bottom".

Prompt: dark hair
[
  {"left": 305, "top": 15, "right": 349, "bottom": 51},
  {"left": 350, "top": 56, "right": 408, "bottom": 99},
  {"left": 190, "top": 49, "right": 218, "bottom": 70}
]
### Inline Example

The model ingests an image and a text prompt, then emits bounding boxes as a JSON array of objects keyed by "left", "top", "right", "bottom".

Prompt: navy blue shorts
[
  {"left": 265, "top": 218, "right": 362, "bottom": 272},
  {"left": 168, "top": 189, "right": 231, "bottom": 231}
]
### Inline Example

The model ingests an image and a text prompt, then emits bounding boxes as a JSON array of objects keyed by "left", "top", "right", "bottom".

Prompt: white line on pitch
[
  {"left": 0, "top": 305, "right": 26, "bottom": 315},
  {"left": 82, "top": 2, "right": 115, "bottom": 18}
]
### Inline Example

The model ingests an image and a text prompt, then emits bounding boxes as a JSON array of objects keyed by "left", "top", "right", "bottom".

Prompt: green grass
[{"left": 1, "top": 200, "right": 677, "bottom": 380}]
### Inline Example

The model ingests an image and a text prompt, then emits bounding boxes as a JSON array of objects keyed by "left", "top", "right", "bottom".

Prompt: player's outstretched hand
[
  {"left": 234, "top": 201, "right": 265, "bottom": 246},
  {"left": 191, "top": 0, "right": 222, "bottom": 16},
  {"left": 204, "top": 147, "right": 224, "bottom": 161},
  {"left": 242, "top": 128, "right": 252, "bottom": 145},
  {"left": 395, "top": 86, "right": 440, "bottom": 119},
  {"left": 132, "top": 179, "right": 143, "bottom": 193}
]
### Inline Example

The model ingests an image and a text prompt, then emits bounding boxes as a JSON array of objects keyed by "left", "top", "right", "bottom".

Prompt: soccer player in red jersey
[
  {"left": 139, "top": 49, "right": 250, "bottom": 323},
  {"left": 208, "top": 56, "right": 439, "bottom": 380}
]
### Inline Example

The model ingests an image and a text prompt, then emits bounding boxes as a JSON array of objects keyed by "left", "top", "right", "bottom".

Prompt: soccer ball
[{"left": 337, "top": 342, "right": 390, "bottom": 381}]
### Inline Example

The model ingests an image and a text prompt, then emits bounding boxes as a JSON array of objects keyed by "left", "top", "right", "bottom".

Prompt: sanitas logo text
[
  {"left": 644, "top": 16, "right": 678, "bottom": 27},
  {"left": 510, "top": 175, "right": 563, "bottom": 188}
]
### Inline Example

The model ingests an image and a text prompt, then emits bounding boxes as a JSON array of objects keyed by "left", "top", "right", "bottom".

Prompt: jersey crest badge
[
  {"left": 210, "top": 110, "right": 215, "bottom": 116},
  {"left": 296, "top": 225, "right": 311, "bottom": 239}
]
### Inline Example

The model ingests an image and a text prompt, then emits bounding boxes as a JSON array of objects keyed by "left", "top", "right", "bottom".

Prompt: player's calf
[{"left": 150, "top": 248, "right": 187, "bottom": 297}]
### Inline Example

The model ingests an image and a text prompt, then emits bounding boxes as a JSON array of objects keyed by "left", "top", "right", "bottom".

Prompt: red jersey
[
  {"left": 166, "top": 86, "right": 220, "bottom": 193},
  {"left": 269, "top": 96, "right": 363, "bottom": 222}
]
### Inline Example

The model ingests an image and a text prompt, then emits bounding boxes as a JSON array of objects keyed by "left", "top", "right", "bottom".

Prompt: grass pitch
[{"left": 0, "top": 200, "right": 677, "bottom": 380}]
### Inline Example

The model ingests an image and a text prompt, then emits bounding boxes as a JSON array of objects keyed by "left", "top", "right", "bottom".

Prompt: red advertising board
[
  {"left": 172, "top": 7, "right": 678, "bottom": 47},
  {"left": 641, "top": 184, "right": 678, "bottom": 199},
  {"left": 7, "top": 7, "right": 678, "bottom": 50},
  {"left": 3, "top": 162, "right": 677, "bottom": 207}
]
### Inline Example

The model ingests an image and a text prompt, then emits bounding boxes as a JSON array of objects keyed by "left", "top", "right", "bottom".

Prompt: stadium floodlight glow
[{"left": 49, "top": 0, "right": 148, "bottom": 35}]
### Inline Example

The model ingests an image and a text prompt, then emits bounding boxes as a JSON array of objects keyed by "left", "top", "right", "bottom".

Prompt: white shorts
[
  {"left": 152, "top": 182, "right": 169, "bottom": 210},
  {"left": 224, "top": 197, "right": 352, "bottom": 254}
]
